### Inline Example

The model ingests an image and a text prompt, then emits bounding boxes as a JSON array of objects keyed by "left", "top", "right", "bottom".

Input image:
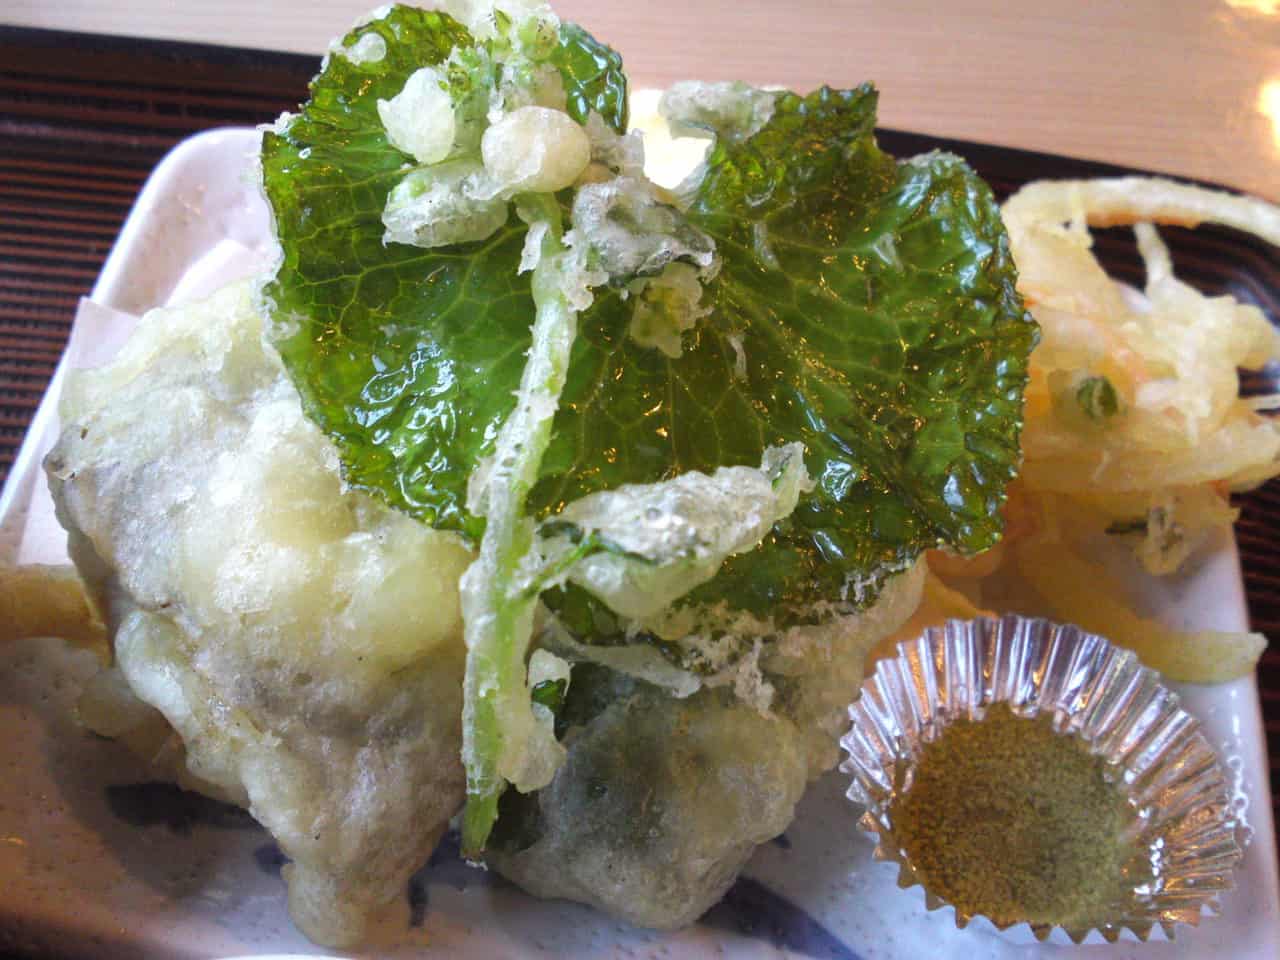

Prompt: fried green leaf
[
  {"left": 264, "top": 10, "right": 1033, "bottom": 641},
  {"left": 535, "top": 86, "right": 1037, "bottom": 620},
  {"left": 260, "top": 4, "right": 628, "bottom": 538}
]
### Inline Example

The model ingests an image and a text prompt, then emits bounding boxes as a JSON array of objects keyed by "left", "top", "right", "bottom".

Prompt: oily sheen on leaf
[
  {"left": 264, "top": 11, "right": 1034, "bottom": 620},
  {"left": 261, "top": 4, "right": 629, "bottom": 538},
  {"left": 535, "top": 86, "right": 1037, "bottom": 619}
]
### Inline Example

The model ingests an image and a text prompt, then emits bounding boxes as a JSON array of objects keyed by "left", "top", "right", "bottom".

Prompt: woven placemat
[{"left": 2, "top": 25, "right": 1277, "bottom": 854}]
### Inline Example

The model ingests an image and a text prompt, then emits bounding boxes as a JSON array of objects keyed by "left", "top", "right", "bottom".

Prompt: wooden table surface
[{"left": 5, "top": 0, "right": 1279, "bottom": 201}]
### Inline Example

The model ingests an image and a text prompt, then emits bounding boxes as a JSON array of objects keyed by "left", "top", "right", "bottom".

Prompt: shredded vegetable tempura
[{"left": 945, "top": 177, "right": 1280, "bottom": 682}]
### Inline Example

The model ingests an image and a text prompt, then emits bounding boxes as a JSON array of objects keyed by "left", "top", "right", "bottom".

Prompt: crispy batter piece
[{"left": 45, "top": 282, "right": 473, "bottom": 947}]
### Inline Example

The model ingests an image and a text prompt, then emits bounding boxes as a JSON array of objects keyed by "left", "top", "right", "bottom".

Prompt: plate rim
[{"left": 1, "top": 121, "right": 1277, "bottom": 959}]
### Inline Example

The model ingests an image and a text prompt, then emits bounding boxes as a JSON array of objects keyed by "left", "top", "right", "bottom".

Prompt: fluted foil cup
[{"left": 839, "top": 615, "right": 1243, "bottom": 943}]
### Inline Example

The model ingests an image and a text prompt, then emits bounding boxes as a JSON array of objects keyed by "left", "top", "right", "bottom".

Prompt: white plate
[{"left": 0, "top": 127, "right": 1277, "bottom": 960}]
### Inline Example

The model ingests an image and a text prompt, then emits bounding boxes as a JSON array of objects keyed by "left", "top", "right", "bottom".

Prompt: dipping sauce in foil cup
[{"left": 840, "top": 616, "right": 1243, "bottom": 943}]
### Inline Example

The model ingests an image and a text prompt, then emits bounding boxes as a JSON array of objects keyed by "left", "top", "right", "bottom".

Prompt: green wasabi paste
[{"left": 892, "top": 704, "right": 1153, "bottom": 930}]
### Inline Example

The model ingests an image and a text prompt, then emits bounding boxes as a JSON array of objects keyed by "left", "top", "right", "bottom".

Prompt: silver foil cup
[{"left": 839, "top": 615, "right": 1243, "bottom": 943}]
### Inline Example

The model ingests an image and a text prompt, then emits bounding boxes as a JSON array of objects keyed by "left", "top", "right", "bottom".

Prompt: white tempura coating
[
  {"left": 382, "top": 159, "right": 509, "bottom": 248},
  {"left": 549, "top": 443, "right": 811, "bottom": 621},
  {"left": 659, "top": 80, "right": 777, "bottom": 142},
  {"left": 481, "top": 105, "right": 591, "bottom": 194},
  {"left": 331, "top": 30, "right": 387, "bottom": 65},
  {"left": 627, "top": 261, "right": 712, "bottom": 357},
  {"left": 422, "top": 0, "right": 558, "bottom": 42},
  {"left": 45, "top": 283, "right": 473, "bottom": 948},
  {"left": 377, "top": 66, "right": 457, "bottom": 164}
]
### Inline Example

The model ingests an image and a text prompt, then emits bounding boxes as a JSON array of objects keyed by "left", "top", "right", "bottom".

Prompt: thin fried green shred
[
  {"left": 1076, "top": 375, "right": 1120, "bottom": 420},
  {"left": 460, "top": 192, "right": 578, "bottom": 857},
  {"left": 530, "top": 678, "right": 568, "bottom": 713}
]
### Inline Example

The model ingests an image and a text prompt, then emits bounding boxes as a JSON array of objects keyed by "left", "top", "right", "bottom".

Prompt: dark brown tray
[{"left": 2, "top": 25, "right": 1277, "bottom": 854}]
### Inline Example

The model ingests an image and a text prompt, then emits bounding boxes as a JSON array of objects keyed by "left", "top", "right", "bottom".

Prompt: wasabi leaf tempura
[{"left": 260, "top": 1, "right": 1034, "bottom": 859}]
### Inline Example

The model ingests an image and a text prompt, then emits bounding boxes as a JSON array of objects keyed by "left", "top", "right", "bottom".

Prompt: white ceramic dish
[{"left": 0, "top": 126, "right": 1277, "bottom": 959}]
